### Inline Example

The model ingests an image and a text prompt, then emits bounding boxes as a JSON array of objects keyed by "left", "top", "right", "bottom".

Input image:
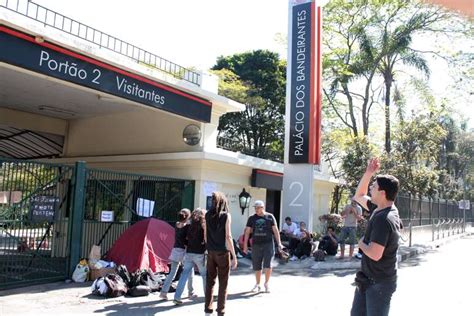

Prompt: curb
[
  {"left": 235, "top": 231, "right": 473, "bottom": 272},
  {"left": 398, "top": 230, "right": 473, "bottom": 262}
]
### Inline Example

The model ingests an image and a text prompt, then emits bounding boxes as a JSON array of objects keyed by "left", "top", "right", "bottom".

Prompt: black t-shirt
[
  {"left": 246, "top": 213, "right": 276, "bottom": 245},
  {"left": 361, "top": 201, "right": 401, "bottom": 281},
  {"left": 174, "top": 224, "right": 188, "bottom": 249},
  {"left": 205, "top": 210, "right": 228, "bottom": 252},
  {"left": 186, "top": 222, "right": 206, "bottom": 254}
]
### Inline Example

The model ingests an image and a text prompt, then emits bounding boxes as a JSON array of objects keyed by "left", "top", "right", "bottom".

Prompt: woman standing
[
  {"left": 173, "top": 208, "right": 207, "bottom": 305},
  {"left": 159, "top": 208, "right": 193, "bottom": 300},
  {"left": 204, "top": 192, "right": 238, "bottom": 316}
]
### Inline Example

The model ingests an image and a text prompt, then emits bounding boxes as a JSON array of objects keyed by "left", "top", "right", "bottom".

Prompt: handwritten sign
[{"left": 30, "top": 195, "right": 59, "bottom": 223}]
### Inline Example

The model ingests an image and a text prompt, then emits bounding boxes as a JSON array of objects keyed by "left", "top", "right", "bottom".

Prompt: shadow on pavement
[{"left": 92, "top": 291, "right": 260, "bottom": 315}]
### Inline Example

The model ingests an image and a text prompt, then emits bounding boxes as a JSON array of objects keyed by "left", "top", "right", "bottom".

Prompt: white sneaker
[
  {"left": 289, "top": 255, "right": 298, "bottom": 261},
  {"left": 264, "top": 283, "right": 270, "bottom": 293},
  {"left": 251, "top": 284, "right": 261, "bottom": 293}
]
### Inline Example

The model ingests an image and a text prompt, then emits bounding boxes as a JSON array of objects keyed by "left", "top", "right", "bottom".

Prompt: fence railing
[
  {"left": 0, "top": 0, "right": 201, "bottom": 85},
  {"left": 217, "top": 136, "right": 283, "bottom": 163},
  {"left": 0, "top": 157, "right": 194, "bottom": 289},
  {"left": 395, "top": 194, "right": 470, "bottom": 246}
]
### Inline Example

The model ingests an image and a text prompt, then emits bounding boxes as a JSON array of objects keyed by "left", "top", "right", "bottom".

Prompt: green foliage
[
  {"left": 437, "top": 115, "right": 474, "bottom": 200},
  {"left": 211, "top": 50, "right": 286, "bottom": 161},
  {"left": 381, "top": 108, "right": 447, "bottom": 197},
  {"left": 341, "top": 137, "right": 378, "bottom": 193},
  {"left": 321, "top": 0, "right": 472, "bottom": 201}
]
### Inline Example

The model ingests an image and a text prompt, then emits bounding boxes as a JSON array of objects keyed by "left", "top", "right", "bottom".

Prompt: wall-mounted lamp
[{"left": 239, "top": 188, "right": 251, "bottom": 215}]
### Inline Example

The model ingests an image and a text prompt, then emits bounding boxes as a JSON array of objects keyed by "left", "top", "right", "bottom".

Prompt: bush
[{"left": 318, "top": 213, "right": 344, "bottom": 234}]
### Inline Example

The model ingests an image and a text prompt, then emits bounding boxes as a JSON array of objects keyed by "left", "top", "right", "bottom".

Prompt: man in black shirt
[
  {"left": 351, "top": 157, "right": 401, "bottom": 316},
  {"left": 243, "top": 200, "right": 283, "bottom": 294}
]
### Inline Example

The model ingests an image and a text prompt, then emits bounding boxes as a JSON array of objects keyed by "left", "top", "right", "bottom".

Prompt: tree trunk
[
  {"left": 384, "top": 79, "right": 392, "bottom": 153},
  {"left": 342, "top": 83, "right": 358, "bottom": 137},
  {"left": 330, "top": 185, "right": 344, "bottom": 214}
]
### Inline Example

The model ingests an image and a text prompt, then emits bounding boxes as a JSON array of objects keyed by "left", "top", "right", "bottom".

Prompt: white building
[{"left": 0, "top": 1, "right": 337, "bottom": 239}]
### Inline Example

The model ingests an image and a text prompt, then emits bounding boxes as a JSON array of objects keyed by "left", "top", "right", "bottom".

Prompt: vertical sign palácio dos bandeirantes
[{"left": 288, "top": 1, "right": 321, "bottom": 164}]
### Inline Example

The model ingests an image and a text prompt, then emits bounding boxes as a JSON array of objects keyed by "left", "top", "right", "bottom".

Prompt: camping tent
[{"left": 106, "top": 218, "right": 175, "bottom": 273}]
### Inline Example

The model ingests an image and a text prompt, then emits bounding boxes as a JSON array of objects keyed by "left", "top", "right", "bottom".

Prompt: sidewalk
[
  {"left": 0, "top": 230, "right": 472, "bottom": 316},
  {"left": 269, "top": 228, "right": 474, "bottom": 271}
]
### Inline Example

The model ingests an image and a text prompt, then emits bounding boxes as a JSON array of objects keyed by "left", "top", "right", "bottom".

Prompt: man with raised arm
[{"left": 350, "top": 157, "right": 402, "bottom": 316}]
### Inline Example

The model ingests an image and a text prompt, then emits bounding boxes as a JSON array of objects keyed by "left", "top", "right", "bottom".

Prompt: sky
[
  {"left": 34, "top": 0, "right": 289, "bottom": 70},
  {"left": 32, "top": 0, "right": 473, "bottom": 127}
]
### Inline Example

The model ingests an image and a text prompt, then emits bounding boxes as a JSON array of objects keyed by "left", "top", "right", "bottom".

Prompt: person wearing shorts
[
  {"left": 339, "top": 199, "right": 362, "bottom": 259},
  {"left": 243, "top": 200, "right": 283, "bottom": 294}
]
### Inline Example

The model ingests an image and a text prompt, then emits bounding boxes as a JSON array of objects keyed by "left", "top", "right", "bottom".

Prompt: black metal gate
[
  {"left": 0, "top": 158, "right": 194, "bottom": 289},
  {"left": 0, "top": 158, "right": 74, "bottom": 289}
]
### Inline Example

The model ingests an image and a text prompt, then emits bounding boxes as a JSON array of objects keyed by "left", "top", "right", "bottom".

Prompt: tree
[
  {"left": 381, "top": 108, "right": 447, "bottom": 197},
  {"left": 438, "top": 115, "right": 474, "bottom": 199},
  {"left": 323, "top": 0, "right": 457, "bottom": 145},
  {"left": 341, "top": 136, "right": 377, "bottom": 193},
  {"left": 211, "top": 50, "right": 286, "bottom": 161}
]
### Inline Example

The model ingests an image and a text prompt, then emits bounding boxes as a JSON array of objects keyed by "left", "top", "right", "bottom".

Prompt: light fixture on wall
[{"left": 239, "top": 188, "right": 251, "bottom": 215}]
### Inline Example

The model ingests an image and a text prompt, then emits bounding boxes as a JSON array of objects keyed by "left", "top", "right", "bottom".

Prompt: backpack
[
  {"left": 140, "top": 270, "right": 162, "bottom": 292},
  {"left": 117, "top": 265, "right": 131, "bottom": 286},
  {"left": 128, "top": 285, "right": 151, "bottom": 297},
  {"left": 129, "top": 269, "right": 162, "bottom": 292},
  {"left": 313, "top": 249, "right": 326, "bottom": 262},
  {"left": 103, "top": 273, "right": 128, "bottom": 298}
]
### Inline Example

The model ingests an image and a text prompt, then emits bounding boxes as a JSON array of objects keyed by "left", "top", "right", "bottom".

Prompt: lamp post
[{"left": 239, "top": 188, "right": 251, "bottom": 215}]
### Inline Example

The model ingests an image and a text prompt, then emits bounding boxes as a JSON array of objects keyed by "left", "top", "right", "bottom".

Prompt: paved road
[{"left": 0, "top": 235, "right": 472, "bottom": 315}]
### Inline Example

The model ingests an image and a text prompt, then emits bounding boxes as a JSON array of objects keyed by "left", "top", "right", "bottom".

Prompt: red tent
[{"left": 106, "top": 218, "right": 175, "bottom": 273}]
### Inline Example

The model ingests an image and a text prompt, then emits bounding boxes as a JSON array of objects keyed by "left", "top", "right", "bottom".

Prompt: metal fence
[
  {"left": 0, "top": 0, "right": 201, "bottom": 85},
  {"left": 0, "top": 158, "right": 194, "bottom": 289},
  {"left": 217, "top": 136, "right": 284, "bottom": 163},
  {"left": 0, "top": 159, "right": 73, "bottom": 289},
  {"left": 395, "top": 194, "right": 470, "bottom": 246},
  {"left": 80, "top": 168, "right": 194, "bottom": 258}
]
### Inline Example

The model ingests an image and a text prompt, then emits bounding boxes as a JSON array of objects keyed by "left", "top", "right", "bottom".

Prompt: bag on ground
[
  {"left": 117, "top": 264, "right": 131, "bottom": 286},
  {"left": 103, "top": 273, "right": 128, "bottom": 298},
  {"left": 72, "top": 259, "right": 89, "bottom": 282},
  {"left": 313, "top": 249, "right": 325, "bottom": 261},
  {"left": 128, "top": 285, "right": 151, "bottom": 297}
]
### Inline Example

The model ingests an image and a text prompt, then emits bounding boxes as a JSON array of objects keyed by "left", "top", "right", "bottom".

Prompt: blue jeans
[
  {"left": 351, "top": 280, "right": 397, "bottom": 316},
  {"left": 160, "top": 260, "right": 193, "bottom": 295},
  {"left": 174, "top": 253, "right": 206, "bottom": 300}
]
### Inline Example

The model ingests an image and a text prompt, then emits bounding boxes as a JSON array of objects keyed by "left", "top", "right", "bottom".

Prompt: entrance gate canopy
[
  {"left": 0, "top": 125, "right": 63, "bottom": 159},
  {"left": 0, "top": 26, "right": 212, "bottom": 123}
]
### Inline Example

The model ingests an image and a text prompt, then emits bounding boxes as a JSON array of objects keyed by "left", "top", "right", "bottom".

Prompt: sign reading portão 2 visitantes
[{"left": 0, "top": 27, "right": 212, "bottom": 123}]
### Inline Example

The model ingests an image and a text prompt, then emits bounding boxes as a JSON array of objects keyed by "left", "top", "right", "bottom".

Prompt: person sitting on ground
[
  {"left": 238, "top": 232, "right": 253, "bottom": 258},
  {"left": 318, "top": 226, "right": 338, "bottom": 256},
  {"left": 288, "top": 221, "right": 309, "bottom": 259},
  {"left": 290, "top": 230, "right": 312, "bottom": 260},
  {"left": 281, "top": 216, "right": 298, "bottom": 241},
  {"left": 233, "top": 239, "right": 244, "bottom": 258}
]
